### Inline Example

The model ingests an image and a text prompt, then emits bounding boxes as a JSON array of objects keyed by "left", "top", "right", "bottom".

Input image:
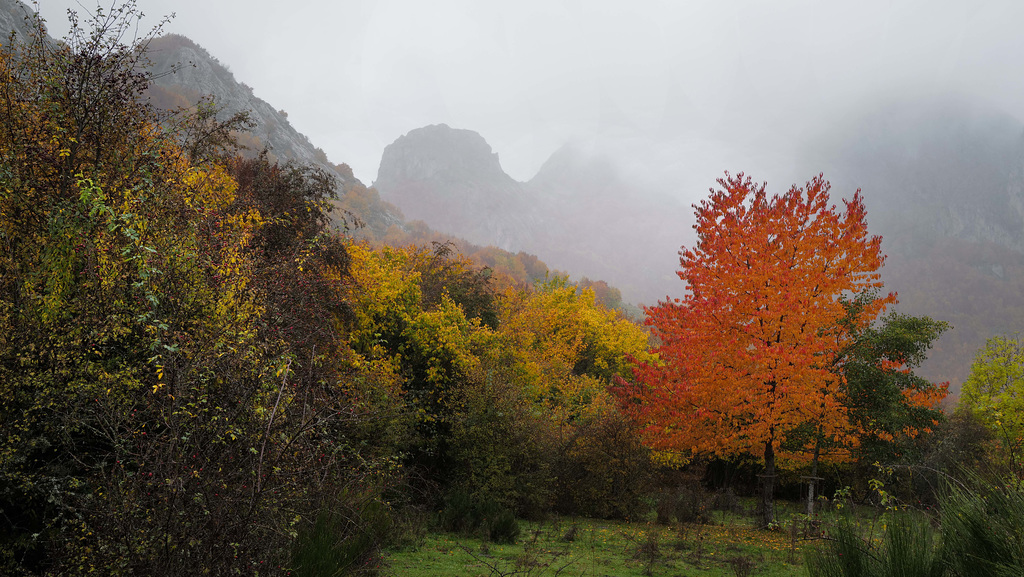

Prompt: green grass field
[{"left": 385, "top": 505, "right": 832, "bottom": 576}]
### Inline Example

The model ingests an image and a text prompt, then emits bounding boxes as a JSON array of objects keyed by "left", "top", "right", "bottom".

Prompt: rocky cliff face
[
  {"left": 0, "top": 0, "right": 40, "bottom": 45},
  {"left": 145, "top": 35, "right": 360, "bottom": 188},
  {"left": 375, "top": 127, "right": 690, "bottom": 304},
  {"left": 374, "top": 124, "right": 540, "bottom": 250}
]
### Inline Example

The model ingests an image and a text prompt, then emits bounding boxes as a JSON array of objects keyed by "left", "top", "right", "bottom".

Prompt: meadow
[{"left": 385, "top": 498, "right": 875, "bottom": 577}]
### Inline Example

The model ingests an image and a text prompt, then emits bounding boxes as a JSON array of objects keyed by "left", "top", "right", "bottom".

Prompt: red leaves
[{"left": 630, "top": 173, "right": 894, "bottom": 462}]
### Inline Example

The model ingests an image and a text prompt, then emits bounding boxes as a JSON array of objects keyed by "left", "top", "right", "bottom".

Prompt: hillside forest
[{"left": 1, "top": 6, "right": 1023, "bottom": 577}]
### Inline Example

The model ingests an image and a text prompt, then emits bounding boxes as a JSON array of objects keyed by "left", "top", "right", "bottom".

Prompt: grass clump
[
  {"left": 437, "top": 490, "right": 521, "bottom": 544},
  {"left": 808, "top": 477, "right": 1024, "bottom": 577},
  {"left": 941, "top": 479, "right": 1024, "bottom": 577}
]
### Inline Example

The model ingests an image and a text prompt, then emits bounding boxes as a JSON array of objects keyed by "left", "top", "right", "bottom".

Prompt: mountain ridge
[
  {"left": 374, "top": 124, "right": 689, "bottom": 305},
  {"left": 9, "top": 1, "right": 1024, "bottom": 389}
]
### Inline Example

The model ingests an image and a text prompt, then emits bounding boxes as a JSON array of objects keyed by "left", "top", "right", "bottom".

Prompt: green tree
[
  {"left": 803, "top": 298, "right": 948, "bottom": 511},
  {"left": 841, "top": 305, "right": 949, "bottom": 462},
  {"left": 961, "top": 333, "right": 1024, "bottom": 479}
]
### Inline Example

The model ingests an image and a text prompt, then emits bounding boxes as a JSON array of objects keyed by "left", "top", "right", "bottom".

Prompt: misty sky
[{"left": 34, "top": 0, "right": 1024, "bottom": 201}]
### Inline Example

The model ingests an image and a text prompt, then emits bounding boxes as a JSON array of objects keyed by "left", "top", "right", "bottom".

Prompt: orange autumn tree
[{"left": 630, "top": 173, "right": 894, "bottom": 527}]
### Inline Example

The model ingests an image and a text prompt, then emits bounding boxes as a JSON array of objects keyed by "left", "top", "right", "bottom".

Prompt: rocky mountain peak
[
  {"left": 373, "top": 125, "right": 535, "bottom": 250},
  {"left": 375, "top": 124, "right": 516, "bottom": 191},
  {"left": 529, "top": 142, "right": 623, "bottom": 199}
]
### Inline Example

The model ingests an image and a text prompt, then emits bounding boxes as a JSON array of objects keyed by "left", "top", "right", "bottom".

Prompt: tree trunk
[
  {"left": 761, "top": 440, "right": 776, "bottom": 528},
  {"left": 806, "top": 438, "right": 820, "bottom": 517}
]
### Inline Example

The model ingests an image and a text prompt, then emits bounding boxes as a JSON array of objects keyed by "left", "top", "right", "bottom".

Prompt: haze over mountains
[
  {"left": 374, "top": 124, "right": 688, "bottom": 303},
  {"left": 5, "top": 0, "right": 1024, "bottom": 390},
  {"left": 374, "top": 101, "right": 1024, "bottom": 390},
  {"left": 808, "top": 99, "right": 1024, "bottom": 388}
]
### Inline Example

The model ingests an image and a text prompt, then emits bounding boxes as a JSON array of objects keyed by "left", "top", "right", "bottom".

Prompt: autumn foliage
[
  {"left": 625, "top": 173, "right": 895, "bottom": 523},
  {"left": 0, "top": 3, "right": 974, "bottom": 573}
]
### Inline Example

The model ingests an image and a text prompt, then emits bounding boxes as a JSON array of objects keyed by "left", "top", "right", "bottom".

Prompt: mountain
[
  {"left": 144, "top": 34, "right": 361, "bottom": 189},
  {"left": 819, "top": 99, "right": 1024, "bottom": 251},
  {"left": 806, "top": 98, "right": 1024, "bottom": 389},
  {"left": 374, "top": 127, "right": 690, "bottom": 305},
  {"left": 0, "top": 0, "right": 39, "bottom": 44},
  {"left": 373, "top": 124, "right": 538, "bottom": 250}
]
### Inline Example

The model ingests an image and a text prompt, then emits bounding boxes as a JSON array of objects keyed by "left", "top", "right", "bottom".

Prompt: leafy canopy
[
  {"left": 961, "top": 333, "right": 1024, "bottom": 476},
  {"left": 630, "top": 173, "right": 894, "bottom": 462}
]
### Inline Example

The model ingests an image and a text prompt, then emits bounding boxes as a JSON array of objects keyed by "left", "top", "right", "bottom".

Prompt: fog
[
  {"left": 24, "top": 0, "right": 1024, "bottom": 390},
  {"left": 34, "top": 1, "right": 1024, "bottom": 202}
]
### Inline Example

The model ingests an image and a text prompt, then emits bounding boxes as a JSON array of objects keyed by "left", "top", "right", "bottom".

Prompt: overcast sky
[{"left": 34, "top": 0, "right": 1024, "bottom": 197}]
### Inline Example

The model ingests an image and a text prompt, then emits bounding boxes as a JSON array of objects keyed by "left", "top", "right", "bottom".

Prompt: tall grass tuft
[
  {"left": 941, "top": 479, "right": 1024, "bottom": 577},
  {"left": 806, "top": 513, "right": 942, "bottom": 577},
  {"left": 290, "top": 501, "right": 393, "bottom": 577},
  {"left": 805, "top": 517, "right": 872, "bottom": 577},
  {"left": 809, "top": 476, "right": 1024, "bottom": 577}
]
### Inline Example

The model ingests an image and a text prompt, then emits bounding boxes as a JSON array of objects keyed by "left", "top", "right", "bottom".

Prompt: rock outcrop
[
  {"left": 145, "top": 34, "right": 360, "bottom": 188},
  {"left": 374, "top": 124, "right": 539, "bottom": 250},
  {"left": 0, "top": 0, "right": 41, "bottom": 45},
  {"left": 374, "top": 128, "right": 690, "bottom": 304}
]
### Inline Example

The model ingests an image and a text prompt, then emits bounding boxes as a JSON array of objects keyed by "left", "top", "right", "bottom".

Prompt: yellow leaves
[
  {"left": 492, "top": 276, "right": 650, "bottom": 418},
  {"left": 183, "top": 163, "right": 238, "bottom": 212},
  {"left": 650, "top": 450, "right": 690, "bottom": 468}
]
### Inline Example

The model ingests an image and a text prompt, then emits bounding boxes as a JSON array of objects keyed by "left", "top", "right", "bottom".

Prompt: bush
[
  {"left": 438, "top": 491, "right": 477, "bottom": 534},
  {"left": 675, "top": 485, "right": 714, "bottom": 525},
  {"left": 552, "top": 410, "right": 652, "bottom": 519},
  {"left": 446, "top": 367, "right": 557, "bottom": 518},
  {"left": 713, "top": 487, "right": 743, "bottom": 514},
  {"left": 488, "top": 509, "right": 521, "bottom": 544},
  {"left": 655, "top": 491, "right": 676, "bottom": 525}
]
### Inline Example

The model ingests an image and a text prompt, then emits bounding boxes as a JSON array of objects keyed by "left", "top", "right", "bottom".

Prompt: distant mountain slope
[
  {"left": 374, "top": 124, "right": 539, "bottom": 250},
  {"left": 374, "top": 125, "right": 689, "bottom": 305},
  {"left": 145, "top": 34, "right": 360, "bottom": 188},
  {"left": 823, "top": 100, "right": 1024, "bottom": 251},
  {"left": 809, "top": 99, "right": 1024, "bottom": 389}
]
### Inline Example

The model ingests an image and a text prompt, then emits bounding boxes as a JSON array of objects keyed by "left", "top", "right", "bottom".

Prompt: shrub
[
  {"left": 552, "top": 410, "right": 652, "bottom": 519},
  {"left": 438, "top": 491, "right": 477, "bottom": 534},
  {"left": 488, "top": 509, "right": 521, "bottom": 544},
  {"left": 655, "top": 491, "right": 676, "bottom": 525},
  {"left": 446, "top": 366, "right": 557, "bottom": 518},
  {"left": 713, "top": 487, "right": 743, "bottom": 514},
  {"left": 437, "top": 491, "right": 520, "bottom": 544},
  {"left": 675, "top": 485, "right": 714, "bottom": 525}
]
